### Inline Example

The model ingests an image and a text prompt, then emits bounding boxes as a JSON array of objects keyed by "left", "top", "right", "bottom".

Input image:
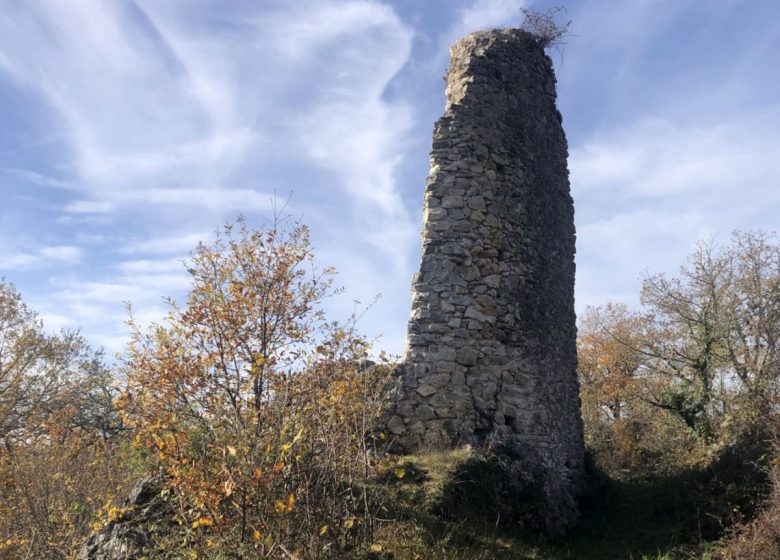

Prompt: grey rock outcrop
[
  {"left": 77, "top": 477, "right": 168, "bottom": 560},
  {"left": 390, "top": 28, "right": 585, "bottom": 532}
]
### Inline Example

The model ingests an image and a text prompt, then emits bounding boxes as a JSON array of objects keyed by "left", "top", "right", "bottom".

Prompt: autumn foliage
[
  {"left": 115, "top": 217, "right": 391, "bottom": 557},
  {"left": 0, "top": 280, "right": 131, "bottom": 559},
  {"left": 3, "top": 220, "right": 780, "bottom": 559},
  {"left": 579, "top": 231, "right": 780, "bottom": 479}
]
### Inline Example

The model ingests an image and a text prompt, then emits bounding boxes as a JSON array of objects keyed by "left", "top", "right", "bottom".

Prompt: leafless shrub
[{"left": 519, "top": 6, "right": 571, "bottom": 50}]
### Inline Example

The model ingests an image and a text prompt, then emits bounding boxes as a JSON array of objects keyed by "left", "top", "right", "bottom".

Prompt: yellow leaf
[
  {"left": 226, "top": 445, "right": 237, "bottom": 457},
  {"left": 343, "top": 517, "right": 355, "bottom": 529},
  {"left": 319, "top": 525, "right": 329, "bottom": 536},
  {"left": 370, "top": 544, "right": 383, "bottom": 553},
  {"left": 286, "top": 493, "right": 295, "bottom": 511},
  {"left": 274, "top": 500, "right": 286, "bottom": 513},
  {"left": 252, "top": 530, "right": 262, "bottom": 542},
  {"left": 192, "top": 517, "right": 213, "bottom": 529},
  {"left": 394, "top": 468, "right": 406, "bottom": 479}
]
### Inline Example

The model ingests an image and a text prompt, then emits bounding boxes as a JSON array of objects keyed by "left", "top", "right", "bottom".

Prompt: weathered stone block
[
  {"left": 408, "top": 420, "right": 426, "bottom": 434},
  {"left": 464, "top": 305, "right": 487, "bottom": 322},
  {"left": 415, "top": 384, "right": 438, "bottom": 397},
  {"left": 387, "top": 415, "right": 406, "bottom": 435},
  {"left": 441, "top": 195, "right": 465, "bottom": 208},
  {"left": 427, "top": 373, "right": 451, "bottom": 389},
  {"left": 456, "top": 347, "right": 478, "bottom": 366}
]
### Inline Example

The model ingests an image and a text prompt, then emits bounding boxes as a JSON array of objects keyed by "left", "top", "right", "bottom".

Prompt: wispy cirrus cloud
[
  {"left": 63, "top": 187, "right": 278, "bottom": 215},
  {"left": 1, "top": 167, "right": 77, "bottom": 190},
  {"left": 0, "top": 0, "right": 256, "bottom": 205},
  {"left": 418, "top": 0, "right": 524, "bottom": 78},
  {"left": 570, "top": 116, "right": 780, "bottom": 199},
  {"left": 0, "top": 244, "right": 83, "bottom": 270},
  {"left": 0, "top": 1, "right": 416, "bottom": 226},
  {"left": 451, "top": 0, "right": 523, "bottom": 37},
  {"left": 119, "top": 232, "right": 212, "bottom": 256},
  {"left": 570, "top": 112, "right": 780, "bottom": 314},
  {"left": 0, "top": 0, "right": 420, "bottom": 356},
  {"left": 2, "top": 0, "right": 778, "bottom": 360}
]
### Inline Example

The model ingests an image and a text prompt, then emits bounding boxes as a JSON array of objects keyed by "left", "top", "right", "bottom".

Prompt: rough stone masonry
[{"left": 389, "top": 28, "right": 585, "bottom": 530}]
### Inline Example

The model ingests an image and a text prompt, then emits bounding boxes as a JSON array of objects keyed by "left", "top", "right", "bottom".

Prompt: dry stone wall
[{"left": 389, "top": 28, "right": 585, "bottom": 531}]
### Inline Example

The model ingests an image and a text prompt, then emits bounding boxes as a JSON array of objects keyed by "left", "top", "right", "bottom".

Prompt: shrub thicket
[
  {"left": 579, "top": 231, "right": 780, "bottom": 480},
  {"left": 0, "top": 280, "right": 131, "bottom": 559},
  {"left": 116, "top": 217, "right": 392, "bottom": 558}
]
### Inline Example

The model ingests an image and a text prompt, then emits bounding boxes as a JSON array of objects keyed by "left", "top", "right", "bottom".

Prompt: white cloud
[
  {"left": 578, "top": 208, "right": 709, "bottom": 266},
  {"left": 1, "top": 0, "right": 776, "bottom": 365},
  {"left": 64, "top": 187, "right": 276, "bottom": 215},
  {"left": 0, "top": 244, "right": 83, "bottom": 270},
  {"left": 570, "top": 116, "right": 780, "bottom": 199},
  {"left": 570, "top": 111, "right": 780, "bottom": 315},
  {"left": 64, "top": 200, "right": 116, "bottom": 214},
  {"left": 116, "top": 257, "right": 187, "bottom": 275},
  {"left": 0, "top": 252, "right": 40, "bottom": 270},
  {"left": 260, "top": 1, "right": 406, "bottom": 62},
  {"left": 0, "top": 0, "right": 257, "bottom": 214},
  {"left": 453, "top": 0, "right": 523, "bottom": 37},
  {"left": 0, "top": 1, "right": 418, "bottom": 263},
  {"left": 419, "top": 0, "right": 524, "bottom": 83},
  {"left": 566, "top": 0, "right": 675, "bottom": 51},
  {"left": 57, "top": 281, "right": 147, "bottom": 304},
  {"left": 574, "top": 207, "right": 712, "bottom": 316},
  {"left": 46, "top": 270, "right": 191, "bottom": 356},
  {"left": 38, "top": 245, "right": 84, "bottom": 264},
  {"left": 37, "top": 312, "right": 76, "bottom": 332},
  {"left": 120, "top": 232, "right": 211, "bottom": 255},
  {"left": 1, "top": 167, "right": 76, "bottom": 190},
  {"left": 268, "top": 0, "right": 418, "bottom": 276}
]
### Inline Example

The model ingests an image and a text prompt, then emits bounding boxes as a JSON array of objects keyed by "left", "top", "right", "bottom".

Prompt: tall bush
[{"left": 117, "top": 217, "right": 391, "bottom": 558}]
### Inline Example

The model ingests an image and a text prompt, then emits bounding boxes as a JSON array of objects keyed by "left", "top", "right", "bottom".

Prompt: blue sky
[{"left": 1, "top": 0, "right": 779, "bottom": 358}]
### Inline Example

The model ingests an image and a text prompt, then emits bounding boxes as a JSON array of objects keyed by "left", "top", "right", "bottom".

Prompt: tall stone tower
[{"left": 389, "top": 29, "right": 585, "bottom": 530}]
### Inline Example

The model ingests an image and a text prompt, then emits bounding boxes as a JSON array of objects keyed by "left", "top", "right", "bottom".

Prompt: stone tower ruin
[{"left": 389, "top": 29, "right": 585, "bottom": 530}]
